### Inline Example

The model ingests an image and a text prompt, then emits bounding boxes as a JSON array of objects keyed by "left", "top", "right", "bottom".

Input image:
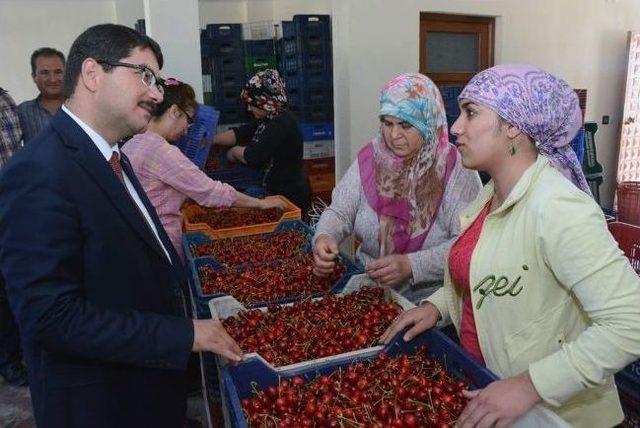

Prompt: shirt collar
[{"left": 62, "top": 105, "right": 119, "bottom": 161}]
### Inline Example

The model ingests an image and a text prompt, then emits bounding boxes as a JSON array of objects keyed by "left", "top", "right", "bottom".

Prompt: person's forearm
[
  {"left": 228, "top": 146, "right": 247, "bottom": 164},
  {"left": 231, "top": 191, "right": 262, "bottom": 208},
  {"left": 213, "top": 130, "right": 237, "bottom": 147}
]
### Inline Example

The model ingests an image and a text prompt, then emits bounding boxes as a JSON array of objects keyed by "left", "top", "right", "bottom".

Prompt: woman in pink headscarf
[
  {"left": 383, "top": 65, "right": 640, "bottom": 427},
  {"left": 312, "top": 73, "right": 482, "bottom": 303}
]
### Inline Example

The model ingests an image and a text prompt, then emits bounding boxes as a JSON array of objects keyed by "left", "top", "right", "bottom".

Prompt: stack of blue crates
[
  {"left": 280, "top": 15, "right": 333, "bottom": 135},
  {"left": 200, "top": 29, "right": 215, "bottom": 107},
  {"left": 243, "top": 39, "right": 277, "bottom": 78},
  {"left": 202, "top": 23, "right": 247, "bottom": 124}
]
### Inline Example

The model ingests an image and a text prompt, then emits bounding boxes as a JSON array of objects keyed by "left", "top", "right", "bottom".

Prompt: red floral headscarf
[{"left": 240, "top": 69, "right": 288, "bottom": 118}]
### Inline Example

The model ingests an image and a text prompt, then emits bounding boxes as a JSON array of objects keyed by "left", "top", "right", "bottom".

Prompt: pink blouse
[{"left": 122, "top": 131, "right": 236, "bottom": 260}]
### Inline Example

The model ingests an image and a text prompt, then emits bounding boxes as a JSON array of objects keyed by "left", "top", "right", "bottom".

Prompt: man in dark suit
[{"left": 0, "top": 24, "right": 242, "bottom": 427}]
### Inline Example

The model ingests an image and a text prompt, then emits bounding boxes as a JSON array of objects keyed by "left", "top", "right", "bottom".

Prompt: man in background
[{"left": 17, "top": 47, "right": 65, "bottom": 143}]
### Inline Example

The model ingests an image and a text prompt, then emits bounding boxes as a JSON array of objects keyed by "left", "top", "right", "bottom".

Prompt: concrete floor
[{"left": 0, "top": 380, "right": 34, "bottom": 428}]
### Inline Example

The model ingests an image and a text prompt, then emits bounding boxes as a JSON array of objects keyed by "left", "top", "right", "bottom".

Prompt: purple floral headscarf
[{"left": 459, "top": 64, "right": 590, "bottom": 194}]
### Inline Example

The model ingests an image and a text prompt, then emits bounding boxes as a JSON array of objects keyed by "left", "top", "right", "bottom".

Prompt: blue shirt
[{"left": 17, "top": 96, "right": 56, "bottom": 143}]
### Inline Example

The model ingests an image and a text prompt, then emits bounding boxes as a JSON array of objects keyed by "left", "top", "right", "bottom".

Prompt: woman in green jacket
[{"left": 382, "top": 64, "right": 640, "bottom": 427}]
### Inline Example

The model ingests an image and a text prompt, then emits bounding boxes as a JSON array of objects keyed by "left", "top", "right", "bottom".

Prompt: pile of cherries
[
  {"left": 199, "top": 254, "right": 345, "bottom": 304},
  {"left": 188, "top": 206, "right": 284, "bottom": 229},
  {"left": 222, "top": 287, "right": 400, "bottom": 366},
  {"left": 191, "top": 230, "right": 307, "bottom": 265},
  {"left": 241, "top": 346, "right": 469, "bottom": 427}
]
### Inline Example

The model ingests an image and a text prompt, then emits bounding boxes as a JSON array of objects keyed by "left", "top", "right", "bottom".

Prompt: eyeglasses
[
  {"left": 96, "top": 60, "right": 164, "bottom": 95},
  {"left": 178, "top": 106, "right": 194, "bottom": 125}
]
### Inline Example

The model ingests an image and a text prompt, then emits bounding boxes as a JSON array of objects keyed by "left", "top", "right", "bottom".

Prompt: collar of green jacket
[{"left": 460, "top": 155, "right": 550, "bottom": 225}]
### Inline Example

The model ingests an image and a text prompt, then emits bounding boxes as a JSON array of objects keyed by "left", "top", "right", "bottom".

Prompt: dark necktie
[{"left": 109, "top": 151, "right": 124, "bottom": 182}]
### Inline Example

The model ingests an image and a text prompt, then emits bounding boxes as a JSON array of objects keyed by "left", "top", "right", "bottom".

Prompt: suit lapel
[
  {"left": 52, "top": 111, "right": 169, "bottom": 263},
  {"left": 121, "top": 153, "right": 184, "bottom": 273}
]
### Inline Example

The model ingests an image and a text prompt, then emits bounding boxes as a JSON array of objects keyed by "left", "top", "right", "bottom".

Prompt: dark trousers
[{"left": 0, "top": 274, "right": 22, "bottom": 370}]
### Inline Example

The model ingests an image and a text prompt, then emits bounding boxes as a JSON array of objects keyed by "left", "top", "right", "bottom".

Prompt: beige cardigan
[{"left": 427, "top": 157, "right": 640, "bottom": 427}]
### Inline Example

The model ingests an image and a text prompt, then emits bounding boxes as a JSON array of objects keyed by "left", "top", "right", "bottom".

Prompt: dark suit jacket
[{"left": 0, "top": 110, "right": 194, "bottom": 427}]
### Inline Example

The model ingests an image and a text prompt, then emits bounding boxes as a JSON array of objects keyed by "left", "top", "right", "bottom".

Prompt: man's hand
[
  {"left": 379, "top": 302, "right": 441, "bottom": 344},
  {"left": 366, "top": 254, "right": 412, "bottom": 288},
  {"left": 192, "top": 319, "right": 243, "bottom": 362},
  {"left": 456, "top": 372, "right": 541, "bottom": 428},
  {"left": 312, "top": 234, "right": 339, "bottom": 277}
]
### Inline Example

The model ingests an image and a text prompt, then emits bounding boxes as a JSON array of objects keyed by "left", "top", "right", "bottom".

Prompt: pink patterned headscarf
[
  {"left": 358, "top": 73, "right": 456, "bottom": 256},
  {"left": 459, "top": 64, "right": 590, "bottom": 194}
]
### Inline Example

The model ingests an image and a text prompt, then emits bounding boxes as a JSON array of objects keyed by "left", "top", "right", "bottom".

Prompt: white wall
[
  {"left": 198, "top": 0, "right": 331, "bottom": 28},
  {"left": 332, "top": 0, "right": 640, "bottom": 209},
  {"left": 0, "top": 0, "right": 116, "bottom": 103},
  {"left": 198, "top": 0, "right": 247, "bottom": 27},
  {"left": 145, "top": 0, "right": 204, "bottom": 102},
  {"left": 271, "top": 0, "right": 331, "bottom": 20},
  {"left": 114, "top": 0, "right": 144, "bottom": 29}
]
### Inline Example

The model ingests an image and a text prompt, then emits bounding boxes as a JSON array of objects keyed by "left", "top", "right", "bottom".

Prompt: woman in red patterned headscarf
[{"left": 213, "top": 69, "right": 311, "bottom": 217}]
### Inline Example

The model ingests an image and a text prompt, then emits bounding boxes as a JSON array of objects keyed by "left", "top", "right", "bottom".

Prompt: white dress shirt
[{"left": 62, "top": 105, "right": 172, "bottom": 263}]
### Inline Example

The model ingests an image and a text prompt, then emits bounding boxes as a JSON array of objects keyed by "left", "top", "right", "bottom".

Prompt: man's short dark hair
[
  {"left": 30, "top": 47, "right": 66, "bottom": 75},
  {"left": 63, "top": 24, "right": 163, "bottom": 98}
]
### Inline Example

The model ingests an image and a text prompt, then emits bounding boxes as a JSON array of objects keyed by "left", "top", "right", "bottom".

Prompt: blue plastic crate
[
  {"left": 283, "top": 53, "right": 331, "bottom": 75},
  {"left": 188, "top": 248, "right": 360, "bottom": 313},
  {"left": 618, "top": 360, "right": 640, "bottom": 395},
  {"left": 244, "top": 39, "right": 275, "bottom": 57},
  {"left": 212, "top": 70, "right": 244, "bottom": 90},
  {"left": 175, "top": 104, "right": 219, "bottom": 169},
  {"left": 282, "top": 35, "right": 331, "bottom": 58},
  {"left": 186, "top": 271, "right": 211, "bottom": 320},
  {"left": 222, "top": 328, "right": 495, "bottom": 428},
  {"left": 570, "top": 127, "right": 586, "bottom": 164},
  {"left": 206, "top": 23, "right": 242, "bottom": 42},
  {"left": 207, "top": 163, "right": 259, "bottom": 190},
  {"left": 207, "top": 164, "right": 259, "bottom": 190},
  {"left": 200, "top": 31, "right": 213, "bottom": 58},
  {"left": 182, "top": 220, "right": 314, "bottom": 266},
  {"left": 212, "top": 40, "right": 244, "bottom": 57},
  {"left": 287, "top": 86, "right": 333, "bottom": 108},
  {"left": 213, "top": 85, "right": 243, "bottom": 107},
  {"left": 289, "top": 103, "right": 333, "bottom": 122},
  {"left": 206, "top": 147, "right": 260, "bottom": 190},
  {"left": 300, "top": 122, "right": 334, "bottom": 141},
  {"left": 282, "top": 15, "right": 331, "bottom": 42},
  {"left": 212, "top": 54, "right": 244, "bottom": 74},
  {"left": 284, "top": 71, "right": 331, "bottom": 93},
  {"left": 616, "top": 371, "right": 640, "bottom": 427},
  {"left": 217, "top": 105, "right": 247, "bottom": 125}
]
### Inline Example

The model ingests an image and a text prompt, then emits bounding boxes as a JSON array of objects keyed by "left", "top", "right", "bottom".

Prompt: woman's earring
[{"left": 509, "top": 141, "right": 517, "bottom": 156}]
